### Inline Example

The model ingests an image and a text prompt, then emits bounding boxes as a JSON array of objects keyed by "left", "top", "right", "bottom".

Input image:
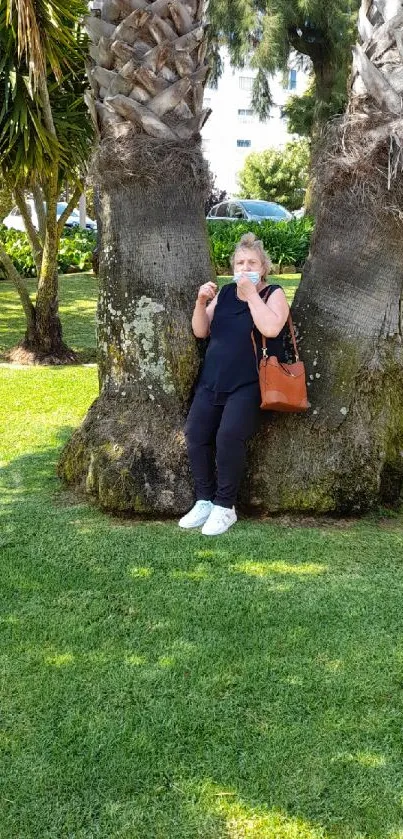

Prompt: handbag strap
[{"left": 251, "top": 285, "right": 300, "bottom": 363}]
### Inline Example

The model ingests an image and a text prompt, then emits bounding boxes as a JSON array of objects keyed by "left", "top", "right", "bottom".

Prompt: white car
[{"left": 2, "top": 200, "right": 97, "bottom": 232}]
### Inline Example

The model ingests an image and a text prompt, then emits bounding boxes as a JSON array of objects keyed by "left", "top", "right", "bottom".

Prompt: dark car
[{"left": 206, "top": 199, "right": 292, "bottom": 223}]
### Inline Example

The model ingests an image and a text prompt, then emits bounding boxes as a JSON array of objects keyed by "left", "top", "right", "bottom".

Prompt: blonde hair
[{"left": 231, "top": 232, "right": 272, "bottom": 277}]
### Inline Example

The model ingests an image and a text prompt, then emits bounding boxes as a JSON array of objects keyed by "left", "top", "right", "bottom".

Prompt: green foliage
[
  {"left": 0, "top": 0, "right": 93, "bottom": 188},
  {"left": 284, "top": 75, "right": 350, "bottom": 137},
  {"left": 0, "top": 177, "right": 12, "bottom": 220},
  {"left": 238, "top": 139, "right": 310, "bottom": 210},
  {"left": 251, "top": 68, "right": 273, "bottom": 121},
  {"left": 58, "top": 227, "right": 97, "bottom": 273},
  {"left": 0, "top": 226, "right": 35, "bottom": 278},
  {"left": 207, "top": 216, "right": 314, "bottom": 273},
  {"left": 209, "top": 0, "right": 360, "bottom": 129},
  {"left": 0, "top": 224, "right": 96, "bottom": 278}
]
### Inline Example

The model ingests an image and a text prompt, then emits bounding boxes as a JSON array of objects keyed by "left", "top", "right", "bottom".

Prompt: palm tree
[
  {"left": 242, "top": 0, "right": 403, "bottom": 512},
  {"left": 59, "top": 0, "right": 214, "bottom": 511},
  {"left": 0, "top": 0, "right": 93, "bottom": 362},
  {"left": 62, "top": 0, "right": 403, "bottom": 514}
]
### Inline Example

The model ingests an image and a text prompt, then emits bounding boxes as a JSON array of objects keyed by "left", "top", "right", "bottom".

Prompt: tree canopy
[
  {"left": 208, "top": 0, "right": 360, "bottom": 127},
  {"left": 237, "top": 139, "right": 310, "bottom": 210}
]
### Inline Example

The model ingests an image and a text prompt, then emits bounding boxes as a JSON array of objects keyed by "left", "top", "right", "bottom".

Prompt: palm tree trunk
[
  {"left": 242, "top": 0, "right": 403, "bottom": 512},
  {"left": 58, "top": 0, "right": 213, "bottom": 509},
  {"left": 59, "top": 144, "right": 213, "bottom": 510}
]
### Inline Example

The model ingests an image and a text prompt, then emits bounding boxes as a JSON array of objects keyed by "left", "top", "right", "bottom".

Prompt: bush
[
  {"left": 58, "top": 227, "right": 97, "bottom": 273},
  {"left": 207, "top": 217, "right": 314, "bottom": 274},
  {"left": 237, "top": 140, "right": 310, "bottom": 211},
  {"left": 0, "top": 224, "right": 97, "bottom": 278},
  {"left": 0, "top": 218, "right": 313, "bottom": 280}
]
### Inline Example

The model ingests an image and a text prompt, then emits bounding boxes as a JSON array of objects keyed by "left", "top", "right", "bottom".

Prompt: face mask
[{"left": 233, "top": 271, "right": 261, "bottom": 285}]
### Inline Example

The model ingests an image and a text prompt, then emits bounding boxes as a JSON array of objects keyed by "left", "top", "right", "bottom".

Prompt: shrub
[
  {"left": 58, "top": 227, "right": 97, "bottom": 273},
  {"left": 0, "top": 226, "right": 36, "bottom": 278},
  {"left": 0, "top": 224, "right": 97, "bottom": 278},
  {"left": 237, "top": 140, "right": 310, "bottom": 211},
  {"left": 207, "top": 217, "right": 314, "bottom": 274},
  {"left": 0, "top": 218, "right": 313, "bottom": 281}
]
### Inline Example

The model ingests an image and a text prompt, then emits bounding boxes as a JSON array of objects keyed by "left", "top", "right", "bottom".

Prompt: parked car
[
  {"left": 2, "top": 200, "right": 97, "bottom": 232},
  {"left": 206, "top": 199, "right": 293, "bottom": 223}
]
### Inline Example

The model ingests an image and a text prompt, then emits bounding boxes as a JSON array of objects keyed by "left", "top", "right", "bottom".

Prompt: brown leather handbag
[{"left": 251, "top": 293, "right": 309, "bottom": 412}]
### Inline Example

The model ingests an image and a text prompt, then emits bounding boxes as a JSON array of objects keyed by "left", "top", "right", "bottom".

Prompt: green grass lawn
[
  {"left": 0, "top": 273, "right": 100, "bottom": 363},
  {"left": 1, "top": 274, "right": 403, "bottom": 839}
]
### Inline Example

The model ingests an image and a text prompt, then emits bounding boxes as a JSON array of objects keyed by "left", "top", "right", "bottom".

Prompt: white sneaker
[
  {"left": 201, "top": 505, "right": 237, "bottom": 536},
  {"left": 178, "top": 500, "right": 213, "bottom": 529}
]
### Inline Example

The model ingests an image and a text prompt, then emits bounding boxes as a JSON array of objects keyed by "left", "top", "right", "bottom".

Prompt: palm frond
[
  {"left": 7, "top": 0, "right": 45, "bottom": 86},
  {"left": 0, "top": 0, "right": 93, "bottom": 187}
]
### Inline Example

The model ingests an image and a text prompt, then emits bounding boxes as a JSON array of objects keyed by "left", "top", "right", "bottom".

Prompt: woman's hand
[
  {"left": 236, "top": 273, "right": 259, "bottom": 302},
  {"left": 197, "top": 281, "right": 218, "bottom": 304},
  {"left": 193, "top": 282, "right": 218, "bottom": 337}
]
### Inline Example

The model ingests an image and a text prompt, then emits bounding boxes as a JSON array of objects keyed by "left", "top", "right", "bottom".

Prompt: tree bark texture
[
  {"left": 59, "top": 159, "right": 214, "bottom": 511},
  {"left": 242, "top": 197, "right": 403, "bottom": 512},
  {"left": 59, "top": 0, "right": 216, "bottom": 509}
]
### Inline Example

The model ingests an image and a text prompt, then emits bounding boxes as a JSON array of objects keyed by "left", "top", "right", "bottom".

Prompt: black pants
[{"left": 185, "top": 383, "right": 261, "bottom": 509}]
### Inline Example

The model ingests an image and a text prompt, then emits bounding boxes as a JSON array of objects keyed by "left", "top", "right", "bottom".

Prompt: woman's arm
[
  {"left": 247, "top": 287, "right": 289, "bottom": 337},
  {"left": 191, "top": 283, "right": 218, "bottom": 338}
]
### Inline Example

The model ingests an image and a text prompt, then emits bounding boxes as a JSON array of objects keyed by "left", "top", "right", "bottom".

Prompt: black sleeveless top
[{"left": 199, "top": 282, "right": 287, "bottom": 395}]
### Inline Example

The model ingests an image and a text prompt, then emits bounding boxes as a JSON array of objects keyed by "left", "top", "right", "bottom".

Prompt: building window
[
  {"left": 288, "top": 69, "right": 297, "bottom": 90},
  {"left": 238, "top": 108, "right": 253, "bottom": 117},
  {"left": 239, "top": 76, "right": 254, "bottom": 91},
  {"left": 237, "top": 139, "right": 251, "bottom": 148}
]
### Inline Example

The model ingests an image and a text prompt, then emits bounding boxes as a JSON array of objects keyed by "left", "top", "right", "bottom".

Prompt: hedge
[
  {"left": 0, "top": 217, "right": 313, "bottom": 279},
  {"left": 0, "top": 225, "right": 97, "bottom": 279},
  {"left": 207, "top": 217, "right": 314, "bottom": 274}
]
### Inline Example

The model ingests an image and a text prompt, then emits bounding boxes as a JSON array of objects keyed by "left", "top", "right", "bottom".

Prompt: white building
[{"left": 201, "top": 51, "right": 309, "bottom": 196}]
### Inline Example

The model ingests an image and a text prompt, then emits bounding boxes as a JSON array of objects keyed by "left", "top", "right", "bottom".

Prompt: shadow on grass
[{"left": 1, "top": 440, "right": 403, "bottom": 838}]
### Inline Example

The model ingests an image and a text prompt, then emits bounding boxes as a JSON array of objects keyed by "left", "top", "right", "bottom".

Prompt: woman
[{"left": 179, "top": 232, "right": 289, "bottom": 536}]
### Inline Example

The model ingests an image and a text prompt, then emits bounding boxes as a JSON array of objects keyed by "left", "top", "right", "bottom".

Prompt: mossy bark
[
  {"left": 59, "top": 152, "right": 214, "bottom": 512},
  {"left": 241, "top": 193, "right": 403, "bottom": 513}
]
